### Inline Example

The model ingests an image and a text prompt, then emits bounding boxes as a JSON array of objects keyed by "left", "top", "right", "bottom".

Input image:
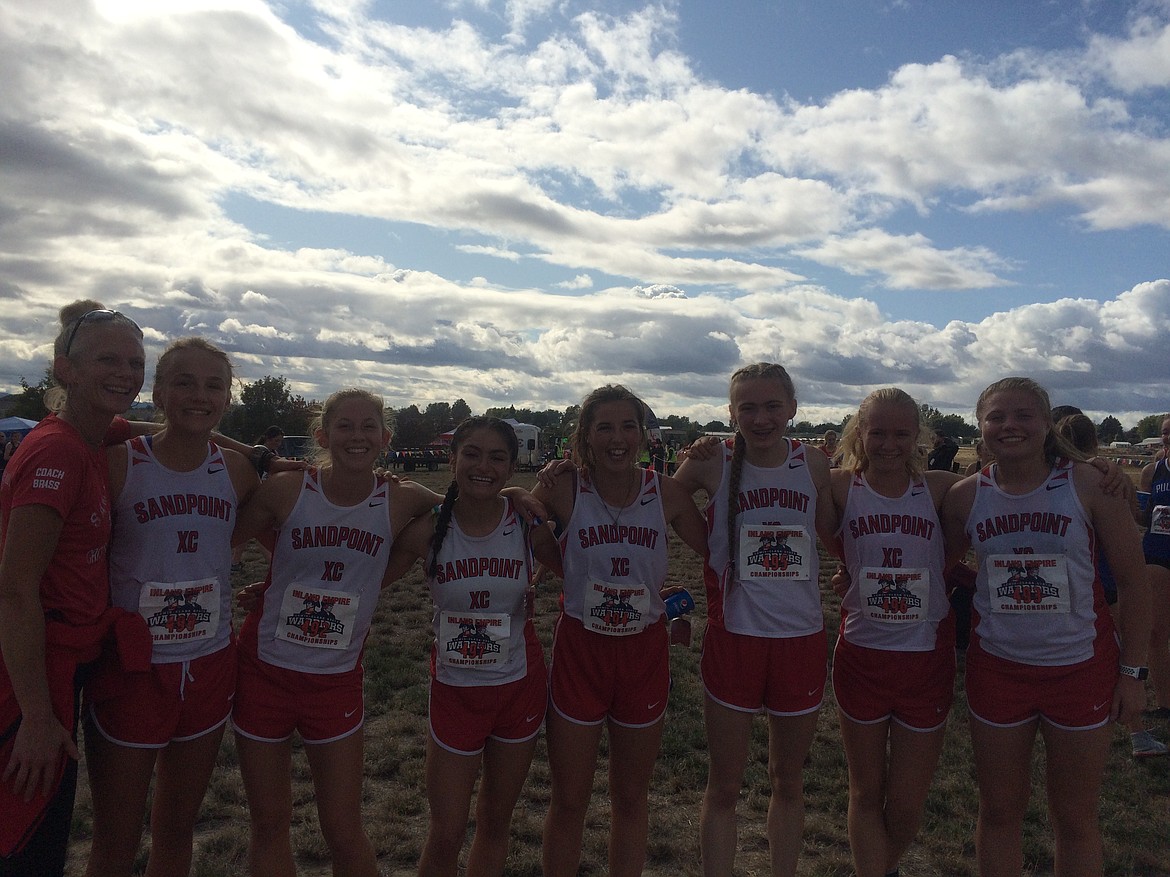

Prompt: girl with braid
[
  {"left": 672, "top": 363, "right": 835, "bottom": 877},
  {"left": 383, "top": 416, "right": 553, "bottom": 877}
]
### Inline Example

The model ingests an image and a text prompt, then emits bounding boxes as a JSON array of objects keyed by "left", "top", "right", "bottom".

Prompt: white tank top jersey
[
  {"left": 965, "top": 459, "right": 1110, "bottom": 666},
  {"left": 838, "top": 472, "right": 947, "bottom": 652},
  {"left": 702, "top": 437, "right": 822, "bottom": 638},
  {"left": 559, "top": 468, "right": 670, "bottom": 636},
  {"left": 255, "top": 469, "right": 392, "bottom": 674},
  {"left": 109, "top": 436, "right": 237, "bottom": 663},
  {"left": 427, "top": 497, "right": 536, "bottom": 686}
]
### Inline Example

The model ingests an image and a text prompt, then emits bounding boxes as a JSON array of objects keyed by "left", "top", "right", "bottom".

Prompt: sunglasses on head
[{"left": 63, "top": 309, "right": 143, "bottom": 356}]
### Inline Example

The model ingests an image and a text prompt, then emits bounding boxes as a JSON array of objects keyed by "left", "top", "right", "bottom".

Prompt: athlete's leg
[
  {"left": 882, "top": 721, "right": 946, "bottom": 872},
  {"left": 304, "top": 731, "right": 379, "bottom": 877},
  {"left": 1041, "top": 721, "right": 1111, "bottom": 877},
  {"left": 541, "top": 709, "right": 603, "bottom": 877},
  {"left": 837, "top": 711, "right": 891, "bottom": 877},
  {"left": 467, "top": 735, "right": 538, "bottom": 877},
  {"left": 606, "top": 718, "right": 665, "bottom": 877},
  {"left": 417, "top": 736, "right": 479, "bottom": 877},
  {"left": 83, "top": 722, "right": 157, "bottom": 877},
  {"left": 1147, "top": 565, "right": 1170, "bottom": 709},
  {"left": 699, "top": 697, "right": 754, "bottom": 877},
  {"left": 235, "top": 733, "right": 296, "bottom": 877},
  {"left": 144, "top": 725, "right": 226, "bottom": 877},
  {"left": 969, "top": 716, "right": 1038, "bottom": 877},
  {"left": 764, "top": 709, "right": 820, "bottom": 877}
]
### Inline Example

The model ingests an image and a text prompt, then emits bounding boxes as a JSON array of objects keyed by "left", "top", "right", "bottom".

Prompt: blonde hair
[
  {"left": 309, "top": 388, "right": 389, "bottom": 469},
  {"left": 151, "top": 338, "right": 234, "bottom": 421},
  {"left": 975, "top": 377, "right": 1085, "bottom": 464},
  {"left": 839, "top": 388, "right": 930, "bottom": 476},
  {"left": 569, "top": 385, "right": 648, "bottom": 472},
  {"left": 47, "top": 299, "right": 145, "bottom": 413}
]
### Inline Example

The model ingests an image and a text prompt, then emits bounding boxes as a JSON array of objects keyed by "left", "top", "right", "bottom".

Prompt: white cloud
[{"left": 0, "top": 1, "right": 1167, "bottom": 429}]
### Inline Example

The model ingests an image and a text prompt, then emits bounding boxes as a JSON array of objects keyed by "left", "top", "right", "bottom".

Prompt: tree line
[{"left": 3, "top": 373, "right": 1164, "bottom": 448}]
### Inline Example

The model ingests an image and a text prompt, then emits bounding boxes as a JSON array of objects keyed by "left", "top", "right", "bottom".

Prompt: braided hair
[
  {"left": 725, "top": 363, "right": 796, "bottom": 575},
  {"left": 427, "top": 416, "right": 519, "bottom": 578}
]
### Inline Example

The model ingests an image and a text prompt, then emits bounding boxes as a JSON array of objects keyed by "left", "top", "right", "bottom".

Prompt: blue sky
[{"left": 1, "top": 0, "right": 1167, "bottom": 427}]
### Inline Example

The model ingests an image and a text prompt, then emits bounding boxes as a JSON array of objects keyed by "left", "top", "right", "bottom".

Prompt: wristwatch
[{"left": 1119, "top": 664, "right": 1149, "bottom": 680}]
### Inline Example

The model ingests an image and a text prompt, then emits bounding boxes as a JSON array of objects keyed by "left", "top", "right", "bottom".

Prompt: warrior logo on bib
[
  {"left": 862, "top": 568, "right": 927, "bottom": 623},
  {"left": 140, "top": 579, "right": 219, "bottom": 644},
  {"left": 585, "top": 581, "right": 651, "bottom": 635},
  {"left": 739, "top": 525, "right": 812, "bottom": 581},
  {"left": 278, "top": 584, "right": 359, "bottom": 649},
  {"left": 446, "top": 618, "right": 502, "bottom": 660},
  {"left": 988, "top": 555, "right": 1070, "bottom": 614}
]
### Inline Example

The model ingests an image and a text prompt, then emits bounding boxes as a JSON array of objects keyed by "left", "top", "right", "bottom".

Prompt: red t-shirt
[{"left": 0, "top": 415, "right": 132, "bottom": 625}]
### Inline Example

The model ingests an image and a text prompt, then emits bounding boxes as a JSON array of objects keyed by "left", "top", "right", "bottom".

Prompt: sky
[{"left": 1, "top": 0, "right": 1168, "bottom": 428}]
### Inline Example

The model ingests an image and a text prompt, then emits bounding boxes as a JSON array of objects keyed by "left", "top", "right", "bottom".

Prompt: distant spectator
[
  {"left": 927, "top": 433, "right": 958, "bottom": 472},
  {"left": 965, "top": 438, "right": 992, "bottom": 476},
  {"left": 821, "top": 429, "right": 839, "bottom": 467}
]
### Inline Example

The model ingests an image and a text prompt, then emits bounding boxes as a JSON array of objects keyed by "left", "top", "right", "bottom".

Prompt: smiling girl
[
  {"left": 84, "top": 338, "right": 259, "bottom": 877},
  {"left": 534, "top": 385, "right": 707, "bottom": 877},
  {"left": 829, "top": 388, "right": 958, "bottom": 877},
  {"left": 385, "top": 416, "right": 553, "bottom": 877},
  {"left": 672, "top": 362, "right": 835, "bottom": 877},
  {"left": 942, "top": 377, "right": 1151, "bottom": 877},
  {"left": 231, "top": 388, "right": 439, "bottom": 877}
]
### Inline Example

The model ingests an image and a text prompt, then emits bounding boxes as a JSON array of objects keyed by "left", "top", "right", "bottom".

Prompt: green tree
[
  {"left": 702, "top": 420, "right": 730, "bottom": 433},
  {"left": 451, "top": 398, "right": 473, "bottom": 425},
  {"left": 392, "top": 404, "right": 429, "bottom": 448},
  {"left": 1135, "top": 413, "right": 1166, "bottom": 440},
  {"left": 424, "top": 402, "right": 454, "bottom": 439},
  {"left": 6, "top": 371, "right": 53, "bottom": 420},
  {"left": 1096, "top": 415, "right": 1124, "bottom": 445},
  {"left": 221, "top": 375, "right": 304, "bottom": 442}
]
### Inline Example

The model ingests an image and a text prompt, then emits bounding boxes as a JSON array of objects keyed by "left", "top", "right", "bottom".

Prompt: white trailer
[{"left": 505, "top": 419, "right": 543, "bottom": 470}]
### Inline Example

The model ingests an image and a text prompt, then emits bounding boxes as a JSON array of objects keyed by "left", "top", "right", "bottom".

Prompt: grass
[{"left": 65, "top": 462, "right": 1169, "bottom": 876}]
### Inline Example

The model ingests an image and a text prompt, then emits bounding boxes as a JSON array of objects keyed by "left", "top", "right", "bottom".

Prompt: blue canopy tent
[{"left": 0, "top": 416, "right": 39, "bottom": 436}]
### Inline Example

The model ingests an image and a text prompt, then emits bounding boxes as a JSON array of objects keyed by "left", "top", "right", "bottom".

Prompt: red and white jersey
[
  {"left": 702, "top": 438, "right": 822, "bottom": 638},
  {"left": 559, "top": 469, "right": 669, "bottom": 635},
  {"left": 109, "top": 436, "right": 237, "bottom": 662},
  {"left": 838, "top": 473, "right": 947, "bottom": 652},
  {"left": 965, "top": 459, "right": 1110, "bottom": 666},
  {"left": 427, "top": 497, "right": 538, "bottom": 687},
  {"left": 254, "top": 469, "right": 391, "bottom": 674}
]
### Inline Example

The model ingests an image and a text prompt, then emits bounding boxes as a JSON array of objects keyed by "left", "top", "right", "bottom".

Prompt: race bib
[
  {"left": 438, "top": 611, "right": 511, "bottom": 668},
  {"left": 139, "top": 579, "right": 220, "bottom": 645},
  {"left": 738, "top": 524, "right": 812, "bottom": 582},
  {"left": 276, "top": 583, "right": 360, "bottom": 650},
  {"left": 1151, "top": 505, "right": 1170, "bottom": 537},
  {"left": 584, "top": 580, "right": 652, "bottom": 636},
  {"left": 985, "top": 555, "right": 1071, "bottom": 615},
  {"left": 858, "top": 567, "right": 929, "bottom": 624}
]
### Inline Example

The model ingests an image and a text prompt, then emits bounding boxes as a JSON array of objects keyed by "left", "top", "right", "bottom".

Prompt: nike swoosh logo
[
  {"left": 502, "top": 528, "right": 517, "bottom": 536},
  {"left": 1092, "top": 701, "right": 1109, "bottom": 712},
  {"left": 646, "top": 701, "right": 661, "bottom": 711},
  {"left": 1046, "top": 483, "right": 1066, "bottom": 491},
  {"left": 640, "top": 496, "right": 655, "bottom": 505},
  {"left": 911, "top": 488, "right": 925, "bottom": 496},
  {"left": 525, "top": 714, "right": 540, "bottom": 723},
  {"left": 207, "top": 466, "right": 224, "bottom": 475},
  {"left": 368, "top": 500, "right": 385, "bottom": 507},
  {"left": 807, "top": 688, "right": 820, "bottom": 697},
  {"left": 344, "top": 707, "right": 360, "bottom": 718}
]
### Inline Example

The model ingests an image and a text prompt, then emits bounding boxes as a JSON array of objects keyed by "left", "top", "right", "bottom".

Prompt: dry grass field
[{"left": 64, "top": 460, "right": 1170, "bottom": 876}]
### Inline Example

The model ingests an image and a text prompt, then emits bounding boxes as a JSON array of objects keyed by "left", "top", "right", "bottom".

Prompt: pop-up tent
[{"left": 0, "top": 416, "right": 38, "bottom": 435}]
